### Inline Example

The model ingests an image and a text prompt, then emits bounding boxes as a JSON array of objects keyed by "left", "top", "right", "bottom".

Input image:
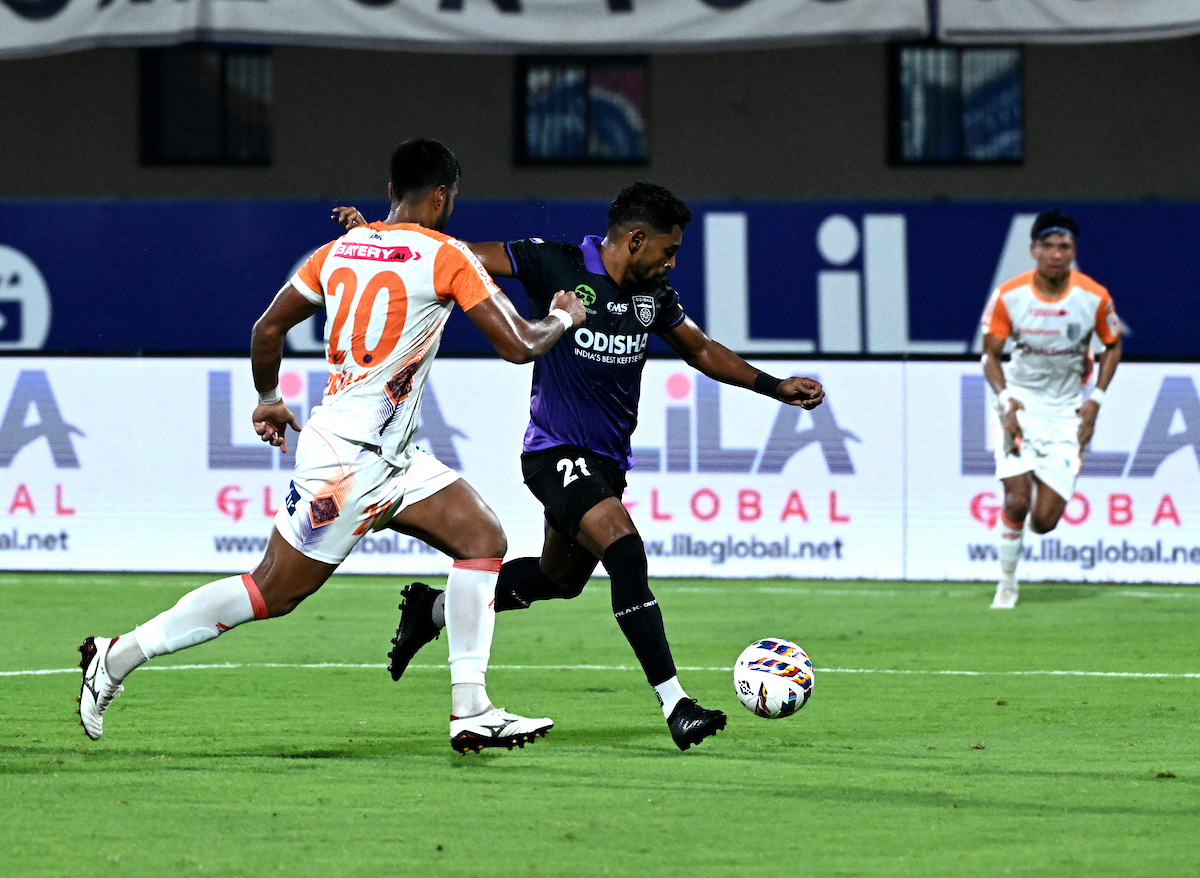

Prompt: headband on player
[{"left": 1037, "top": 226, "right": 1075, "bottom": 241}]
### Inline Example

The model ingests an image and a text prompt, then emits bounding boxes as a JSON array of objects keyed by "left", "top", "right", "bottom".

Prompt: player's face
[
  {"left": 1031, "top": 233, "right": 1075, "bottom": 282},
  {"left": 629, "top": 225, "right": 683, "bottom": 290}
]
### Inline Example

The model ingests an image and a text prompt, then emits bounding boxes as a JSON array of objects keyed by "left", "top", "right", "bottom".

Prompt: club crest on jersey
[
  {"left": 632, "top": 295, "right": 655, "bottom": 327},
  {"left": 1066, "top": 322, "right": 1082, "bottom": 341}
]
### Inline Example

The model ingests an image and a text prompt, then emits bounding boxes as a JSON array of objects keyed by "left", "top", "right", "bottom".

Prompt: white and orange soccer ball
[{"left": 733, "top": 638, "right": 814, "bottom": 718}]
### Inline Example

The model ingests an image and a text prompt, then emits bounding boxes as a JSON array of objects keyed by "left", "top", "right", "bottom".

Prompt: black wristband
[{"left": 753, "top": 372, "right": 781, "bottom": 398}]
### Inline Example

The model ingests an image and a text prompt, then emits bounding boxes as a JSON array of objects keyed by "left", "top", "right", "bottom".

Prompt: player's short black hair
[
  {"left": 390, "top": 139, "right": 461, "bottom": 202},
  {"left": 1031, "top": 209, "right": 1079, "bottom": 241},
  {"left": 607, "top": 182, "right": 692, "bottom": 234}
]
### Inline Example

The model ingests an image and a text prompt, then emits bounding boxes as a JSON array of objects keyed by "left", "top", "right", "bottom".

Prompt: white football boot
[
  {"left": 990, "top": 579, "right": 1019, "bottom": 609},
  {"left": 450, "top": 708, "right": 553, "bottom": 754},
  {"left": 77, "top": 636, "right": 124, "bottom": 740}
]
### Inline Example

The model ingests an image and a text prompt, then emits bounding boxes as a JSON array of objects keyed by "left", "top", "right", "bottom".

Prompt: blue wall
[{"left": 0, "top": 198, "right": 1192, "bottom": 356}]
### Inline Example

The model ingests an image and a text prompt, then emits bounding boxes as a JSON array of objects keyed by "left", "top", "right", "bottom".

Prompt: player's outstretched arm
[
  {"left": 466, "top": 289, "right": 585, "bottom": 364},
  {"left": 660, "top": 316, "right": 824, "bottom": 410},
  {"left": 250, "top": 283, "right": 320, "bottom": 453},
  {"left": 465, "top": 242, "right": 516, "bottom": 279}
]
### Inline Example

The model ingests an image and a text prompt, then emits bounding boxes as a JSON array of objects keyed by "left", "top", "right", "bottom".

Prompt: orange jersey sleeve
[
  {"left": 433, "top": 238, "right": 499, "bottom": 312},
  {"left": 293, "top": 240, "right": 337, "bottom": 301},
  {"left": 980, "top": 288, "right": 1012, "bottom": 340},
  {"left": 1073, "top": 273, "right": 1120, "bottom": 345}
]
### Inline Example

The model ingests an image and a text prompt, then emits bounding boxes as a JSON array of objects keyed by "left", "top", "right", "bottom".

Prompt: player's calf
[{"left": 494, "top": 556, "right": 585, "bottom": 612}]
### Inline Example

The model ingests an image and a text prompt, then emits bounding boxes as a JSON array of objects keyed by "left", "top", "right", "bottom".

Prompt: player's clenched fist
[
  {"left": 549, "top": 289, "right": 587, "bottom": 327},
  {"left": 776, "top": 376, "right": 825, "bottom": 410}
]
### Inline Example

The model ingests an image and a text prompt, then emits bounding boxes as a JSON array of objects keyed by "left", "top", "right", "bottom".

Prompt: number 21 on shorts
[{"left": 557, "top": 457, "right": 592, "bottom": 487}]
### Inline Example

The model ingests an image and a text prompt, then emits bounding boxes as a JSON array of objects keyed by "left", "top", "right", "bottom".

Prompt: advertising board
[{"left": 1, "top": 357, "right": 1195, "bottom": 582}]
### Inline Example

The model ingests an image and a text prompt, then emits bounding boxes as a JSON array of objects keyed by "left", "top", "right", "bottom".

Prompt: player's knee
[
  {"left": 555, "top": 578, "right": 587, "bottom": 600},
  {"left": 1004, "top": 495, "right": 1031, "bottom": 522},
  {"left": 1029, "top": 514, "right": 1059, "bottom": 535},
  {"left": 459, "top": 529, "right": 507, "bottom": 560}
]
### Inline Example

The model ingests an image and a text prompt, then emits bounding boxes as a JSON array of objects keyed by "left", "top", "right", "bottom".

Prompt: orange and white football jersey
[
  {"left": 981, "top": 269, "right": 1120, "bottom": 413},
  {"left": 290, "top": 221, "right": 498, "bottom": 464}
]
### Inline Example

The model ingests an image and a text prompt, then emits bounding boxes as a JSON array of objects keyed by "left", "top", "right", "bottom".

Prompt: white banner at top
[
  {"left": 939, "top": 0, "right": 1200, "bottom": 44},
  {"left": 0, "top": 0, "right": 929, "bottom": 59}
]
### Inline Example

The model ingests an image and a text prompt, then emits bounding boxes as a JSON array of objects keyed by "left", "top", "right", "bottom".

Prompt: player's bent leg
[
  {"left": 78, "top": 531, "right": 333, "bottom": 740},
  {"left": 80, "top": 573, "right": 267, "bottom": 739},
  {"left": 494, "top": 519, "right": 598, "bottom": 612},
  {"left": 385, "top": 479, "right": 504, "bottom": 682},
  {"left": 389, "top": 479, "right": 552, "bottom": 750},
  {"left": 250, "top": 529, "right": 340, "bottom": 617},
  {"left": 1028, "top": 476, "right": 1069, "bottom": 535},
  {"left": 387, "top": 478, "right": 507, "bottom": 560},
  {"left": 580, "top": 499, "right": 726, "bottom": 750},
  {"left": 1000, "top": 474, "right": 1032, "bottom": 526},
  {"left": 992, "top": 475, "right": 1033, "bottom": 610}
]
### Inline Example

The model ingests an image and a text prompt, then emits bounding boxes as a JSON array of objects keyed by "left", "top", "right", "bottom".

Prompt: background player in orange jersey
[
  {"left": 77, "top": 139, "right": 586, "bottom": 754},
  {"left": 980, "top": 210, "right": 1123, "bottom": 608}
]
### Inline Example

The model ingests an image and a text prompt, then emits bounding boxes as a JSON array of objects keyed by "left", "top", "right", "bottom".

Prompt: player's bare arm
[
  {"left": 465, "top": 242, "right": 516, "bottom": 279},
  {"left": 982, "top": 331, "right": 1023, "bottom": 450},
  {"left": 249, "top": 282, "right": 319, "bottom": 453},
  {"left": 660, "top": 315, "right": 824, "bottom": 409},
  {"left": 1078, "top": 335, "right": 1122, "bottom": 449},
  {"left": 467, "top": 288, "right": 585, "bottom": 363}
]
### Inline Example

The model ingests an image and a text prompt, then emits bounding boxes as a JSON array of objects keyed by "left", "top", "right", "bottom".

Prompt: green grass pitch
[{"left": 2, "top": 573, "right": 1198, "bottom": 877}]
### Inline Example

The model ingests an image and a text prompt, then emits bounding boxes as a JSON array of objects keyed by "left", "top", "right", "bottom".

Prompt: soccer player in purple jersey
[{"left": 338, "top": 184, "right": 824, "bottom": 750}]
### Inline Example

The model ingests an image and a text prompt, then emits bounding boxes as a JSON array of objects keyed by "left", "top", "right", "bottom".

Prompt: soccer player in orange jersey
[
  {"left": 980, "top": 210, "right": 1122, "bottom": 608},
  {"left": 77, "top": 140, "right": 586, "bottom": 753}
]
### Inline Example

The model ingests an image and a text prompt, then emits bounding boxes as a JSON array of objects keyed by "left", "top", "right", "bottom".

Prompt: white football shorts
[
  {"left": 274, "top": 425, "right": 459, "bottom": 565},
  {"left": 992, "top": 405, "right": 1082, "bottom": 502}
]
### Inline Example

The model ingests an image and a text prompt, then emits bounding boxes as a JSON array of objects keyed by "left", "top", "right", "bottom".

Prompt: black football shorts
[{"left": 520, "top": 445, "right": 628, "bottom": 540}]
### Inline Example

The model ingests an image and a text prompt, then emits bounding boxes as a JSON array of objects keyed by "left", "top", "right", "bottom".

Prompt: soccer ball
[{"left": 733, "top": 638, "right": 814, "bottom": 718}]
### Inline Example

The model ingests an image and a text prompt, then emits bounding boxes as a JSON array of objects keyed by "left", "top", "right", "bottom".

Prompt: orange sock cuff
[
  {"left": 453, "top": 558, "right": 503, "bottom": 574},
  {"left": 999, "top": 514, "right": 1024, "bottom": 533},
  {"left": 241, "top": 573, "right": 269, "bottom": 620}
]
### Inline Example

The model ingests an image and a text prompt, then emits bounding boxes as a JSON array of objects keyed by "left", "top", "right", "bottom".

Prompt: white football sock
[
  {"left": 998, "top": 516, "right": 1024, "bottom": 582},
  {"left": 445, "top": 559, "right": 500, "bottom": 716},
  {"left": 451, "top": 683, "right": 491, "bottom": 719},
  {"left": 431, "top": 591, "right": 446, "bottom": 631},
  {"left": 105, "top": 634, "right": 148, "bottom": 682},
  {"left": 654, "top": 676, "right": 688, "bottom": 718},
  {"left": 132, "top": 574, "right": 267, "bottom": 665}
]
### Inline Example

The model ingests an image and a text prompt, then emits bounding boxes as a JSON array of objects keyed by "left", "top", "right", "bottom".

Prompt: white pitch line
[{"left": 4, "top": 663, "right": 1198, "bottom": 679}]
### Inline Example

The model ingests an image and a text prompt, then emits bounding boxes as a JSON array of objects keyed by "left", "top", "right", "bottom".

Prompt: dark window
[
  {"left": 517, "top": 56, "right": 648, "bottom": 165},
  {"left": 888, "top": 44, "right": 1023, "bottom": 165},
  {"left": 140, "top": 45, "right": 272, "bottom": 166}
]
